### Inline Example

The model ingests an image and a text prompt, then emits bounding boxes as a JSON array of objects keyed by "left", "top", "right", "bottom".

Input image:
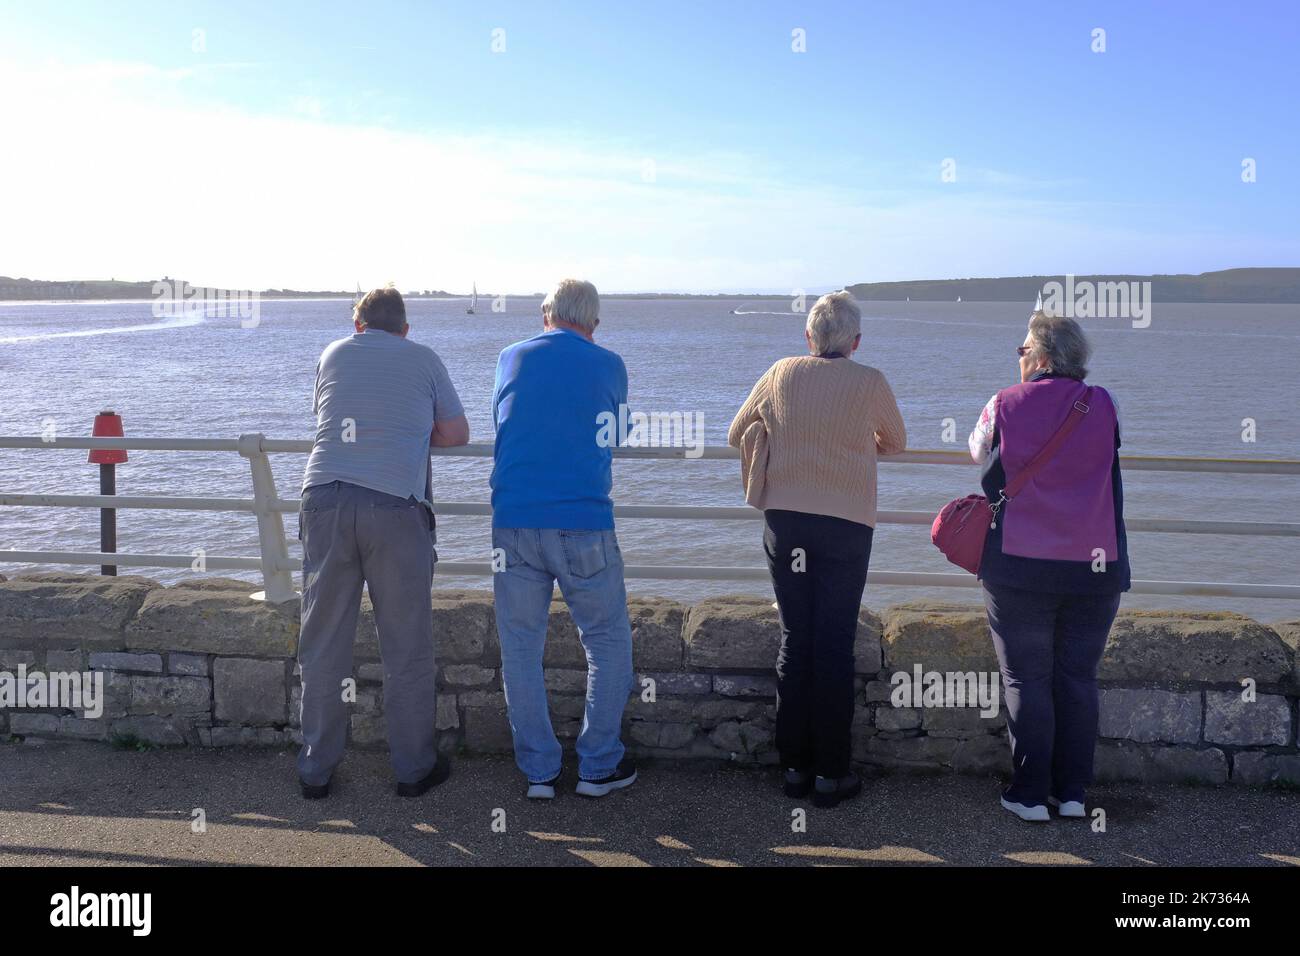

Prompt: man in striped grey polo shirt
[{"left": 297, "top": 287, "right": 468, "bottom": 799}]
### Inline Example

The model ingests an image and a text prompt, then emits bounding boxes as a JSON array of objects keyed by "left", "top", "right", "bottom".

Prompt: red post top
[{"left": 88, "top": 410, "right": 128, "bottom": 465}]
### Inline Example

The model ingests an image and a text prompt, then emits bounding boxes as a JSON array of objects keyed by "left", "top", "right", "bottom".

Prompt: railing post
[
  {"left": 237, "top": 433, "right": 296, "bottom": 604},
  {"left": 87, "top": 411, "right": 128, "bottom": 575}
]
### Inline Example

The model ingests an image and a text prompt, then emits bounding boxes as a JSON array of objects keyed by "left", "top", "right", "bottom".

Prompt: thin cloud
[{"left": 2, "top": 59, "right": 1290, "bottom": 292}]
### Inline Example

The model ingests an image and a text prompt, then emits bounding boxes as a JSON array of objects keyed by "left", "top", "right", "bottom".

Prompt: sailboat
[{"left": 466, "top": 282, "right": 477, "bottom": 315}]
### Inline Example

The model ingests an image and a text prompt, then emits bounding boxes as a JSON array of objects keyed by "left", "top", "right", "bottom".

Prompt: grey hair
[
  {"left": 543, "top": 278, "right": 600, "bottom": 332},
  {"left": 1027, "top": 310, "right": 1091, "bottom": 379},
  {"left": 806, "top": 291, "right": 861, "bottom": 356}
]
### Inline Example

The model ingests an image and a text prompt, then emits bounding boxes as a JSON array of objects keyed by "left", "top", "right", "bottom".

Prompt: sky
[{"left": 0, "top": 0, "right": 1297, "bottom": 293}]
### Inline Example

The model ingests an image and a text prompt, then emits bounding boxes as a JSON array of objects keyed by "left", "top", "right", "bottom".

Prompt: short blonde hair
[
  {"left": 806, "top": 291, "right": 861, "bottom": 355},
  {"left": 543, "top": 278, "right": 600, "bottom": 332}
]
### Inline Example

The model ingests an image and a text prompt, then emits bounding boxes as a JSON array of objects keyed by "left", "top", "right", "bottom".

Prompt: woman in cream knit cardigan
[{"left": 728, "top": 291, "right": 906, "bottom": 808}]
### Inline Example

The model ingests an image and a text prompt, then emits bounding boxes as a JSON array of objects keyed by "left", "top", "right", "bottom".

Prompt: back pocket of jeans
[{"left": 560, "top": 530, "right": 608, "bottom": 579}]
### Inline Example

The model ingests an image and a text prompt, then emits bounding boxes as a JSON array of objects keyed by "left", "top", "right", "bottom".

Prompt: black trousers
[{"left": 763, "top": 509, "right": 873, "bottom": 778}]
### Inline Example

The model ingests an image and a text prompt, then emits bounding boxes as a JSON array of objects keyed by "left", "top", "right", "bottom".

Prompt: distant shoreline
[{"left": 1, "top": 268, "right": 1297, "bottom": 304}]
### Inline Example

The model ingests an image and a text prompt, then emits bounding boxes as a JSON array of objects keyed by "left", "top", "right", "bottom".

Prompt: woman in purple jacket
[{"left": 968, "top": 311, "right": 1130, "bottom": 822}]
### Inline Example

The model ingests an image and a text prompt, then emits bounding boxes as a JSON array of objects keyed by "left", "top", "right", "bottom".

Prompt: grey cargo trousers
[{"left": 296, "top": 480, "right": 438, "bottom": 786}]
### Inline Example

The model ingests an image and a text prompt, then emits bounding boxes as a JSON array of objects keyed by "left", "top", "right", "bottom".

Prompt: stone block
[
  {"left": 0, "top": 649, "right": 38, "bottom": 669},
  {"left": 0, "top": 577, "right": 156, "bottom": 646},
  {"left": 683, "top": 596, "right": 781, "bottom": 670},
  {"left": 686, "top": 596, "right": 880, "bottom": 673},
  {"left": 127, "top": 588, "right": 299, "bottom": 657},
  {"left": 874, "top": 706, "right": 922, "bottom": 732},
  {"left": 544, "top": 669, "right": 588, "bottom": 693},
  {"left": 712, "top": 674, "right": 778, "bottom": 698},
  {"left": 921, "top": 705, "right": 1005, "bottom": 736},
  {"left": 1232, "top": 751, "right": 1300, "bottom": 787},
  {"left": 89, "top": 652, "right": 163, "bottom": 674},
  {"left": 629, "top": 598, "right": 687, "bottom": 670},
  {"left": 861, "top": 735, "right": 959, "bottom": 770},
  {"left": 213, "top": 658, "right": 287, "bottom": 726},
  {"left": 462, "top": 703, "right": 513, "bottom": 752},
  {"left": 435, "top": 694, "right": 459, "bottom": 730},
  {"left": 44, "top": 649, "right": 83, "bottom": 672},
  {"left": 169, "top": 654, "right": 209, "bottom": 676},
  {"left": 9, "top": 713, "right": 60, "bottom": 736},
  {"left": 550, "top": 695, "right": 587, "bottom": 720},
  {"left": 952, "top": 734, "right": 1008, "bottom": 774},
  {"left": 1271, "top": 620, "right": 1300, "bottom": 692},
  {"left": 636, "top": 672, "right": 712, "bottom": 696},
  {"left": 350, "top": 714, "right": 387, "bottom": 746},
  {"left": 440, "top": 664, "right": 497, "bottom": 688},
  {"left": 59, "top": 716, "right": 108, "bottom": 740},
  {"left": 1098, "top": 688, "right": 1201, "bottom": 744},
  {"left": 129, "top": 676, "right": 211, "bottom": 716},
  {"left": 708, "top": 720, "right": 773, "bottom": 755},
  {"left": 357, "top": 662, "right": 385, "bottom": 683},
  {"left": 111, "top": 715, "right": 193, "bottom": 746},
  {"left": 1204, "top": 691, "right": 1291, "bottom": 746},
  {"left": 1101, "top": 611, "right": 1292, "bottom": 685},
  {"left": 431, "top": 592, "right": 498, "bottom": 663},
  {"left": 881, "top": 602, "right": 996, "bottom": 673},
  {"left": 1093, "top": 741, "right": 1228, "bottom": 785}
]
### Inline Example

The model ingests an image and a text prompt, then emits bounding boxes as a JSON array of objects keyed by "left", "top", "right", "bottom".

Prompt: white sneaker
[
  {"left": 526, "top": 772, "right": 561, "bottom": 800},
  {"left": 1048, "top": 795, "right": 1086, "bottom": 818},
  {"left": 1000, "top": 796, "right": 1050, "bottom": 822}
]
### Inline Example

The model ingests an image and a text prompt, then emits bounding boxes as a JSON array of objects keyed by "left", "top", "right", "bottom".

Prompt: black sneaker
[
  {"left": 300, "top": 778, "right": 330, "bottom": 800},
  {"left": 575, "top": 759, "right": 638, "bottom": 797},
  {"left": 396, "top": 755, "right": 451, "bottom": 798},
  {"left": 812, "top": 772, "right": 862, "bottom": 808},
  {"left": 784, "top": 768, "right": 813, "bottom": 798},
  {"left": 526, "top": 771, "right": 562, "bottom": 800}
]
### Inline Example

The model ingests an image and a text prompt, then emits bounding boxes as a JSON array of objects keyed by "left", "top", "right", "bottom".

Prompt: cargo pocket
[
  {"left": 560, "top": 529, "right": 608, "bottom": 579},
  {"left": 299, "top": 483, "right": 339, "bottom": 543}
]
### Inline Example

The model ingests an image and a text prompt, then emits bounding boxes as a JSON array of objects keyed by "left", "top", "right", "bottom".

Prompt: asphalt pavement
[{"left": 1, "top": 740, "right": 1297, "bottom": 867}]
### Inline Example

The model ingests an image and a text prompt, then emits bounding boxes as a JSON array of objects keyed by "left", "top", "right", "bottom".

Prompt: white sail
[{"left": 471, "top": 282, "right": 478, "bottom": 308}]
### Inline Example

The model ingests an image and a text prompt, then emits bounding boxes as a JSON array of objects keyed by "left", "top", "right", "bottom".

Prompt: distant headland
[
  {"left": 845, "top": 268, "right": 1300, "bottom": 304},
  {"left": 1, "top": 268, "right": 1297, "bottom": 303}
]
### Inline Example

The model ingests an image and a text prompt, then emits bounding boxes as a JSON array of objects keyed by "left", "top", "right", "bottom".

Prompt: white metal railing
[{"left": 2, "top": 435, "right": 1299, "bottom": 604}]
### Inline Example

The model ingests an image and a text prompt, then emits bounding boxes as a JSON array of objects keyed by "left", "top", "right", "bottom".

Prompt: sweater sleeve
[
  {"left": 728, "top": 365, "right": 773, "bottom": 448},
  {"left": 968, "top": 394, "right": 998, "bottom": 463},
  {"left": 872, "top": 372, "right": 907, "bottom": 455}
]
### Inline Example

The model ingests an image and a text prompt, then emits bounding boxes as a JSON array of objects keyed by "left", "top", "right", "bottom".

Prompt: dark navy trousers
[
  {"left": 764, "top": 509, "right": 873, "bottom": 779},
  {"left": 982, "top": 583, "right": 1122, "bottom": 805}
]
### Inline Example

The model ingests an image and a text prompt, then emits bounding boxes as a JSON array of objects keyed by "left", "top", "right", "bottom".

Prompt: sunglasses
[{"left": 1016, "top": 346, "right": 1032, "bottom": 357}]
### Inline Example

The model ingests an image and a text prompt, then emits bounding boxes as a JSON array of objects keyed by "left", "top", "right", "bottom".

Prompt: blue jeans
[
  {"left": 982, "top": 583, "right": 1122, "bottom": 806},
  {"left": 491, "top": 527, "right": 633, "bottom": 783}
]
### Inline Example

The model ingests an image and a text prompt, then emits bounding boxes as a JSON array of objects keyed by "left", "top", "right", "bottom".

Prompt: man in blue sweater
[{"left": 490, "top": 278, "right": 636, "bottom": 800}]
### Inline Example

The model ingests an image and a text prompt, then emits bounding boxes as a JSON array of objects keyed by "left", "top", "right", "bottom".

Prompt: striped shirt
[{"left": 302, "top": 329, "right": 464, "bottom": 502}]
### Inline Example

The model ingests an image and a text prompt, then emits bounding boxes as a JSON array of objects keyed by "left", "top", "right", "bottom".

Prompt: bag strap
[{"left": 1003, "top": 386, "right": 1094, "bottom": 499}]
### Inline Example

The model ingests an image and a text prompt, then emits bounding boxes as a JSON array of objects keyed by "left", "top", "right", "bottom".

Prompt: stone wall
[{"left": 1, "top": 572, "right": 1297, "bottom": 788}]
